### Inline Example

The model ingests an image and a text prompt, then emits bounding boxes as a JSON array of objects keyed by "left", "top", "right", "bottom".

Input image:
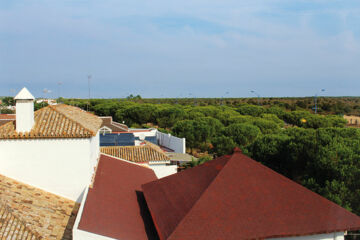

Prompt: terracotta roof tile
[
  {"left": 0, "top": 104, "right": 102, "bottom": 139},
  {"left": 100, "top": 142, "right": 170, "bottom": 163},
  {"left": 0, "top": 174, "right": 79, "bottom": 239},
  {"left": 0, "top": 202, "right": 41, "bottom": 239},
  {"left": 0, "top": 114, "right": 16, "bottom": 120}
]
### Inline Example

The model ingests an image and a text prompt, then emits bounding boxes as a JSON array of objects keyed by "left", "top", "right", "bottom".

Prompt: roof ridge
[
  {"left": 165, "top": 155, "right": 233, "bottom": 240},
  {"left": 49, "top": 105, "right": 95, "bottom": 136},
  {"left": 0, "top": 199, "right": 42, "bottom": 239},
  {"left": 167, "top": 152, "right": 360, "bottom": 240},
  {"left": 99, "top": 153, "right": 154, "bottom": 169},
  {"left": 144, "top": 141, "right": 170, "bottom": 160},
  {"left": 61, "top": 103, "right": 101, "bottom": 124},
  {"left": 235, "top": 152, "right": 360, "bottom": 219}
]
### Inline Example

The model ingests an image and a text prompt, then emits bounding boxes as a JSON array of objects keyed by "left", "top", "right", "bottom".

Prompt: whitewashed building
[
  {"left": 100, "top": 142, "right": 178, "bottom": 178},
  {"left": 0, "top": 87, "right": 102, "bottom": 202}
]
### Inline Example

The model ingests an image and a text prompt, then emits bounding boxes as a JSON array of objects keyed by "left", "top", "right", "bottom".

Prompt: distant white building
[
  {"left": 36, "top": 98, "right": 57, "bottom": 105},
  {"left": 0, "top": 87, "right": 102, "bottom": 202}
]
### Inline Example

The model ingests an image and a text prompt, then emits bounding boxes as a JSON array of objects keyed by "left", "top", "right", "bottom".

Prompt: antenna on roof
[
  {"left": 43, "top": 88, "right": 51, "bottom": 99},
  {"left": 10, "top": 89, "right": 16, "bottom": 97},
  {"left": 57, "top": 82, "right": 63, "bottom": 100},
  {"left": 87, "top": 75, "right": 92, "bottom": 111}
]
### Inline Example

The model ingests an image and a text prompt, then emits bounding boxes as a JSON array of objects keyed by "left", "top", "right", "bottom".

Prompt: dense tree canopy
[{"left": 60, "top": 97, "right": 359, "bottom": 215}]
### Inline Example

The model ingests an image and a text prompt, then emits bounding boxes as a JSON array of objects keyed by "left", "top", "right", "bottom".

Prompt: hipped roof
[
  {"left": 0, "top": 104, "right": 102, "bottom": 139},
  {"left": 142, "top": 150, "right": 360, "bottom": 240},
  {"left": 78, "top": 154, "right": 158, "bottom": 240}
]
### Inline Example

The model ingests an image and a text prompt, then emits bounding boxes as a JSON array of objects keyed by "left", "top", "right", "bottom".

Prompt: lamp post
[
  {"left": 57, "top": 82, "right": 62, "bottom": 100},
  {"left": 43, "top": 88, "right": 51, "bottom": 99},
  {"left": 313, "top": 89, "right": 325, "bottom": 114},
  {"left": 176, "top": 93, "right": 182, "bottom": 105},
  {"left": 250, "top": 90, "right": 261, "bottom": 106},
  {"left": 87, "top": 75, "right": 92, "bottom": 111},
  {"left": 221, "top": 91, "right": 229, "bottom": 106},
  {"left": 158, "top": 94, "right": 163, "bottom": 104}
]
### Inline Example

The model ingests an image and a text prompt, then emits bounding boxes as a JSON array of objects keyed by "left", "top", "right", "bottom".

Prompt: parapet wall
[{"left": 156, "top": 131, "right": 186, "bottom": 154}]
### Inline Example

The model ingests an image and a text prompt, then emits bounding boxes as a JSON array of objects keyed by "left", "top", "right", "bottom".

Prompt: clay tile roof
[
  {"left": 0, "top": 174, "right": 79, "bottom": 239},
  {"left": 0, "top": 202, "right": 41, "bottom": 239},
  {"left": 0, "top": 115, "right": 16, "bottom": 127},
  {"left": 0, "top": 114, "right": 15, "bottom": 120},
  {"left": 0, "top": 104, "right": 102, "bottom": 139},
  {"left": 78, "top": 154, "right": 158, "bottom": 240},
  {"left": 100, "top": 142, "right": 170, "bottom": 163},
  {"left": 142, "top": 152, "right": 360, "bottom": 240},
  {"left": 99, "top": 116, "right": 128, "bottom": 132}
]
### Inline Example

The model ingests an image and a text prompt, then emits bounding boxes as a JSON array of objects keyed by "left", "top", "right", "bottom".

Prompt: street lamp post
[
  {"left": 57, "top": 82, "right": 63, "bottom": 100},
  {"left": 313, "top": 89, "right": 325, "bottom": 114},
  {"left": 250, "top": 90, "right": 261, "bottom": 106},
  {"left": 176, "top": 93, "right": 182, "bottom": 105},
  {"left": 221, "top": 91, "right": 230, "bottom": 106}
]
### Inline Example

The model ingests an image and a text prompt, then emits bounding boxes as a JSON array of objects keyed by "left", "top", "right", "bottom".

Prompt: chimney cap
[{"left": 14, "top": 87, "right": 35, "bottom": 100}]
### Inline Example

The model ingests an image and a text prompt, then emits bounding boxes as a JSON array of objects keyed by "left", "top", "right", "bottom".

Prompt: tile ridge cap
[
  {"left": 167, "top": 155, "right": 233, "bottom": 239},
  {"left": 49, "top": 105, "right": 95, "bottom": 137},
  {"left": 0, "top": 199, "right": 42, "bottom": 239}
]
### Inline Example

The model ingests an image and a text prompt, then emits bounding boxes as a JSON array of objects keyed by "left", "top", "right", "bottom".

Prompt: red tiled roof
[
  {"left": 142, "top": 155, "right": 230, "bottom": 239},
  {"left": 78, "top": 154, "right": 159, "bottom": 240},
  {"left": 142, "top": 150, "right": 360, "bottom": 240},
  {"left": 0, "top": 114, "right": 15, "bottom": 120}
]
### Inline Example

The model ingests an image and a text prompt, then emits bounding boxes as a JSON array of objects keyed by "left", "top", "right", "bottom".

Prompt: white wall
[
  {"left": 130, "top": 129, "right": 186, "bottom": 153},
  {"left": 0, "top": 134, "right": 100, "bottom": 202},
  {"left": 147, "top": 163, "right": 177, "bottom": 178},
  {"left": 89, "top": 132, "right": 100, "bottom": 169},
  {"left": 73, "top": 229, "right": 117, "bottom": 240},
  {"left": 268, "top": 232, "right": 344, "bottom": 240},
  {"left": 156, "top": 131, "right": 186, "bottom": 153}
]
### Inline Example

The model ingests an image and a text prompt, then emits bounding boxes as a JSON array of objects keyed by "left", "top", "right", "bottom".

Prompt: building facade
[{"left": 0, "top": 88, "right": 102, "bottom": 202}]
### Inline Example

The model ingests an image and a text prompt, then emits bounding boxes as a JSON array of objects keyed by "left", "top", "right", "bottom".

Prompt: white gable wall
[
  {"left": 0, "top": 133, "right": 100, "bottom": 202},
  {"left": 268, "top": 232, "right": 344, "bottom": 240}
]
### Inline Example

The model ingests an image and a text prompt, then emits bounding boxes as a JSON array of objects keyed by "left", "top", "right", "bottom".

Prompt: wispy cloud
[{"left": 0, "top": 0, "right": 359, "bottom": 97}]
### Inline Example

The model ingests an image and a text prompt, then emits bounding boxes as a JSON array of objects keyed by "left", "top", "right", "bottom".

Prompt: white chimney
[{"left": 14, "top": 87, "right": 35, "bottom": 133}]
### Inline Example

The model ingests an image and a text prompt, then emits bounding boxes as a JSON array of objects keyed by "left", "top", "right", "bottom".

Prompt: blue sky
[{"left": 0, "top": 0, "right": 359, "bottom": 98}]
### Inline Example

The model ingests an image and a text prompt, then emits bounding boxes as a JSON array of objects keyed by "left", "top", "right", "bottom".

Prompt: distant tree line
[{"left": 90, "top": 96, "right": 360, "bottom": 115}]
